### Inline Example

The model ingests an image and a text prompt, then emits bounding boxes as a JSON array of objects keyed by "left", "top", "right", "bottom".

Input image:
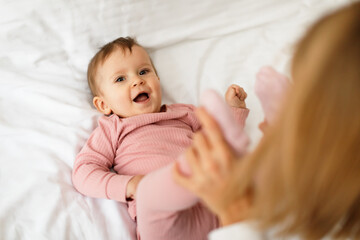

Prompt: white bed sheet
[{"left": 0, "top": 0, "right": 352, "bottom": 239}]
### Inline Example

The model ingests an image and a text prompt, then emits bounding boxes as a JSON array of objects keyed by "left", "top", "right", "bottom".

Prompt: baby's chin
[{"left": 115, "top": 106, "right": 164, "bottom": 118}]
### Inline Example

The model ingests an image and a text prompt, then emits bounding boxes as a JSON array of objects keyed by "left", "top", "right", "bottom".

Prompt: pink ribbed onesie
[{"left": 72, "top": 103, "right": 249, "bottom": 240}]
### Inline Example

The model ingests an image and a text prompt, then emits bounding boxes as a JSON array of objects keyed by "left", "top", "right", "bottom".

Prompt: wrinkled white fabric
[{"left": 0, "top": 0, "right": 351, "bottom": 239}]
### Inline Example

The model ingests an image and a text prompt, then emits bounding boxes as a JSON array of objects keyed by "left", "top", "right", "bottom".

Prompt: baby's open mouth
[{"left": 133, "top": 92, "right": 149, "bottom": 103}]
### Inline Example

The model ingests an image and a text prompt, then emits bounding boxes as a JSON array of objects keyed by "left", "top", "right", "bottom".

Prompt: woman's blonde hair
[{"left": 241, "top": 2, "right": 360, "bottom": 239}]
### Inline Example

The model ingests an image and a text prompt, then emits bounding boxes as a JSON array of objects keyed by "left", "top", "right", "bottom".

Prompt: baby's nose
[{"left": 132, "top": 78, "right": 144, "bottom": 87}]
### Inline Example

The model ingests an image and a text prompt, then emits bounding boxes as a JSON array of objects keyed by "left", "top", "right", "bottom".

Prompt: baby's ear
[{"left": 93, "top": 96, "right": 112, "bottom": 115}]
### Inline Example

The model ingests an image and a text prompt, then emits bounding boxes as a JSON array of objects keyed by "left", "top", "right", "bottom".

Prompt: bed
[{"left": 0, "top": 0, "right": 352, "bottom": 239}]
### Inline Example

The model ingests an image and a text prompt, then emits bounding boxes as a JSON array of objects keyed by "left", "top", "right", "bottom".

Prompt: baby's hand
[
  {"left": 126, "top": 175, "right": 144, "bottom": 201},
  {"left": 225, "top": 84, "right": 247, "bottom": 108}
]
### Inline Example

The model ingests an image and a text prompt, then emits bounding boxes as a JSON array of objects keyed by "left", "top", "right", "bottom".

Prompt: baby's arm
[
  {"left": 225, "top": 84, "right": 250, "bottom": 130},
  {"left": 72, "top": 116, "right": 133, "bottom": 203}
]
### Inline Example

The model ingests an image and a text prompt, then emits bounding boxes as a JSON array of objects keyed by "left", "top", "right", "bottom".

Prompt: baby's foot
[
  {"left": 200, "top": 89, "right": 249, "bottom": 156},
  {"left": 255, "top": 66, "right": 290, "bottom": 123}
]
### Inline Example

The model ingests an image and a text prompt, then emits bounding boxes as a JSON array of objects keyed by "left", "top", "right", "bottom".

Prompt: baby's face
[{"left": 95, "top": 46, "right": 162, "bottom": 117}]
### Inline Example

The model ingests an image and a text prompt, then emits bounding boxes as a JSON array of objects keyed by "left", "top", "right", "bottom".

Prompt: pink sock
[
  {"left": 200, "top": 89, "right": 249, "bottom": 156},
  {"left": 255, "top": 66, "right": 290, "bottom": 123},
  {"left": 177, "top": 89, "right": 249, "bottom": 177}
]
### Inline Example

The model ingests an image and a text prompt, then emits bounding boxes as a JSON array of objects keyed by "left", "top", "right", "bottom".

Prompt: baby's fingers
[
  {"left": 240, "top": 91, "right": 247, "bottom": 101},
  {"left": 225, "top": 85, "right": 237, "bottom": 100},
  {"left": 232, "top": 84, "right": 241, "bottom": 95}
]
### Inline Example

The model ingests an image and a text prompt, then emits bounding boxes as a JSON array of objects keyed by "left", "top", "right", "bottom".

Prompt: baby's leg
[
  {"left": 136, "top": 89, "right": 248, "bottom": 239},
  {"left": 199, "top": 89, "right": 249, "bottom": 156},
  {"left": 136, "top": 157, "right": 197, "bottom": 212},
  {"left": 255, "top": 66, "right": 290, "bottom": 123},
  {"left": 136, "top": 89, "right": 248, "bottom": 212},
  {"left": 136, "top": 159, "right": 219, "bottom": 240},
  {"left": 137, "top": 197, "right": 218, "bottom": 240}
]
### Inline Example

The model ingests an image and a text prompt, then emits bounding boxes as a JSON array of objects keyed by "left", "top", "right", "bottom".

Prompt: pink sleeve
[
  {"left": 230, "top": 107, "right": 249, "bottom": 129},
  {"left": 72, "top": 116, "right": 133, "bottom": 203}
]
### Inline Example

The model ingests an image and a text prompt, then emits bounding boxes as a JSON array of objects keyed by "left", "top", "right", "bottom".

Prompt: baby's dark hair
[{"left": 87, "top": 37, "right": 156, "bottom": 97}]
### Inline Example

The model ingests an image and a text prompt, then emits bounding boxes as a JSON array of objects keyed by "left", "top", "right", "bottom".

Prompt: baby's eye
[
  {"left": 116, "top": 76, "right": 125, "bottom": 82},
  {"left": 139, "top": 69, "right": 149, "bottom": 75}
]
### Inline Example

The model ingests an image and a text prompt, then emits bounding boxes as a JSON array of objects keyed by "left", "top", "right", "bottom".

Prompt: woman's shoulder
[
  {"left": 208, "top": 222, "right": 265, "bottom": 240},
  {"left": 209, "top": 221, "right": 318, "bottom": 240}
]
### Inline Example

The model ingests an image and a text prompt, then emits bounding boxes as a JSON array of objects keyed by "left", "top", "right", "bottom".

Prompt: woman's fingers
[
  {"left": 186, "top": 146, "right": 205, "bottom": 175},
  {"left": 172, "top": 161, "right": 193, "bottom": 189},
  {"left": 192, "top": 131, "right": 218, "bottom": 173},
  {"left": 196, "top": 107, "right": 235, "bottom": 169},
  {"left": 173, "top": 149, "right": 211, "bottom": 194},
  {"left": 196, "top": 107, "right": 224, "bottom": 144}
]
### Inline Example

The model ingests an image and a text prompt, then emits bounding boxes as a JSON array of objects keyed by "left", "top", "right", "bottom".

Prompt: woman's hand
[
  {"left": 126, "top": 175, "right": 144, "bottom": 201},
  {"left": 173, "top": 107, "right": 252, "bottom": 226}
]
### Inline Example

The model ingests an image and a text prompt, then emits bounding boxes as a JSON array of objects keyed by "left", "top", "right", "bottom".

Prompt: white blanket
[{"left": 0, "top": 0, "right": 351, "bottom": 239}]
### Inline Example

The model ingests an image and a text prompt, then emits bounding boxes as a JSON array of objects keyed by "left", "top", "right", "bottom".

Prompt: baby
[{"left": 72, "top": 37, "right": 249, "bottom": 240}]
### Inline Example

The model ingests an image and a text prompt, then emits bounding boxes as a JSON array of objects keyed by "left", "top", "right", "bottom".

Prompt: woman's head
[{"left": 248, "top": 2, "right": 360, "bottom": 238}]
